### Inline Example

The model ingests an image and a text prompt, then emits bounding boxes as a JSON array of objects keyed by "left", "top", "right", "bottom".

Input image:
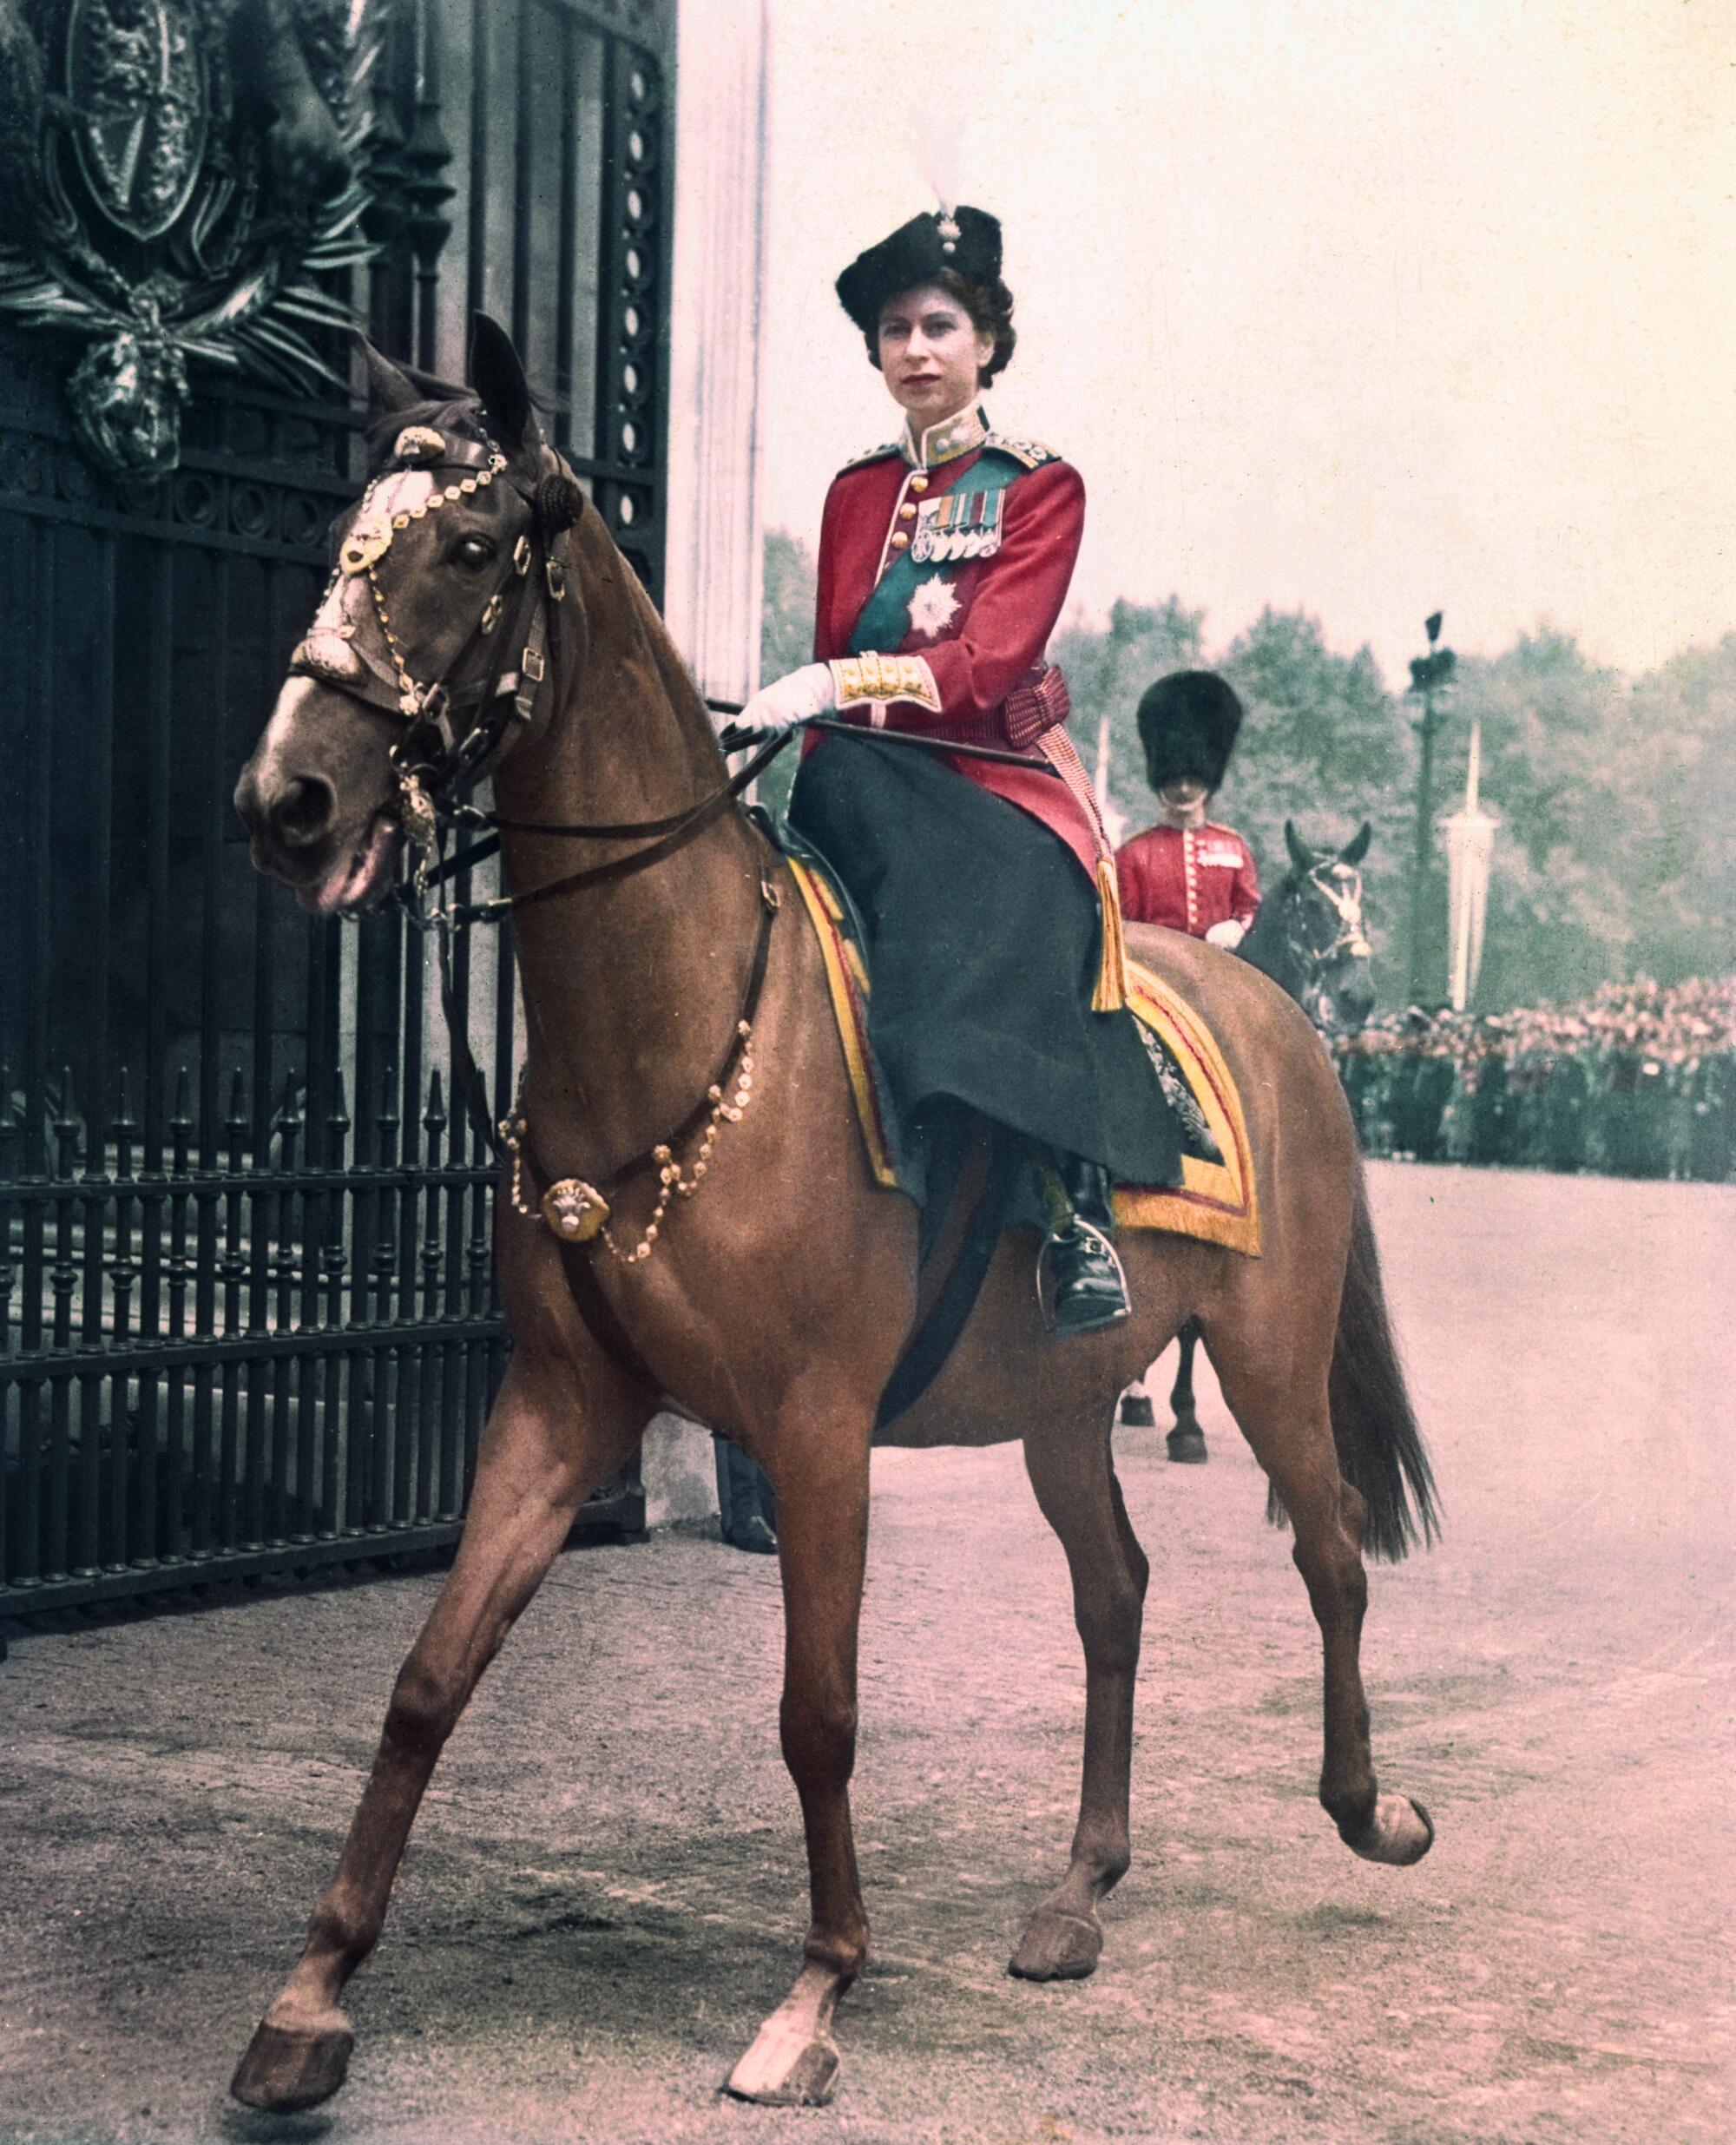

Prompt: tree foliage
[{"left": 760, "top": 530, "right": 1734, "bottom": 1012}]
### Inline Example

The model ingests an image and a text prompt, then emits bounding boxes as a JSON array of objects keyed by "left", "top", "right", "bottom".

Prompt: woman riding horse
[
  {"left": 739, "top": 204, "right": 1178, "bottom": 1333},
  {"left": 228, "top": 308, "right": 1438, "bottom": 2117}
]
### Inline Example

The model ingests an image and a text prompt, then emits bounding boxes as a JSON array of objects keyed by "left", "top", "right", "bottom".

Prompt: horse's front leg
[
  {"left": 726, "top": 1403, "right": 874, "bottom": 2108},
  {"left": 230, "top": 1352, "right": 650, "bottom": 2113}
]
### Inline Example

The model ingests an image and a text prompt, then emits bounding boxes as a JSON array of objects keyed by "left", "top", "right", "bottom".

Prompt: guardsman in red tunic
[
  {"left": 738, "top": 205, "right": 1180, "bottom": 1332},
  {"left": 1115, "top": 673, "right": 1260, "bottom": 948}
]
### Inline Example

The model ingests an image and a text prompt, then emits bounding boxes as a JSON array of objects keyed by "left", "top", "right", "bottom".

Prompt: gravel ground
[{"left": 2, "top": 1161, "right": 1732, "bottom": 2145}]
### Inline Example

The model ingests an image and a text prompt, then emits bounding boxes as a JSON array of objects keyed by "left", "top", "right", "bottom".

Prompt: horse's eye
[{"left": 453, "top": 536, "right": 495, "bottom": 569}]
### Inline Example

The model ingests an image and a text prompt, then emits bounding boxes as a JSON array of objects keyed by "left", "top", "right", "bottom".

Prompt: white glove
[
  {"left": 1205, "top": 919, "right": 1246, "bottom": 950},
  {"left": 739, "top": 662, "right": 836, "bottom": 735}
]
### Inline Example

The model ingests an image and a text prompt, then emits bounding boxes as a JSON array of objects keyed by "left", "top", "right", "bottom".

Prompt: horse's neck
[
  {"left": 491, "top": 515, "right": 766, "bottom": 1166},
  {"left": 1240, "top": 888, "right": 1306, "bottom": 1003}
]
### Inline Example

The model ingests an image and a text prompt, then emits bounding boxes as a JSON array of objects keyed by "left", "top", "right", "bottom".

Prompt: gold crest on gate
[{"left": 541, "top": 1178, "right": 610, "bottom": 1242}]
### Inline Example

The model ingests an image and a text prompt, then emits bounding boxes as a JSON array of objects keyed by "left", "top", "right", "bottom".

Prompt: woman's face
[{"left": 877, "top": 283, "right": 995, "bottom": 435}]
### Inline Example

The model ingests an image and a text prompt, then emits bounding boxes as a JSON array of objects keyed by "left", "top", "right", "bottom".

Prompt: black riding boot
[{"left": 1039, "top": 1155, "right": 1132, "bottom": 1335}]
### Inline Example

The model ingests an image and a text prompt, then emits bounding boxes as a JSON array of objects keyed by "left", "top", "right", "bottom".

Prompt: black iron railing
[
  {"left": 0, "top": 1055, "right": 510, "bottom": 1614},
  {"left": 0, "top": 0, "right": 670, "bottom": 1621}
]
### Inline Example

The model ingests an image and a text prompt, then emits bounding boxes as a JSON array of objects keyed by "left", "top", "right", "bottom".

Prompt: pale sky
[{"left": 759, "top": 0, "right": 1736, "bottom": 688}]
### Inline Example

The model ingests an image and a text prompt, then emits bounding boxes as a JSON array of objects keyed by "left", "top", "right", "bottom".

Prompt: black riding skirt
[{"left": 787, "top": 735, "right": 1179, "bottom": 1198}]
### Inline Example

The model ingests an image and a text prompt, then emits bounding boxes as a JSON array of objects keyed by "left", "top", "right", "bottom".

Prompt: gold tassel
[{"left": 1092, "top": 854, "right": 1128, "bottom": 1012}]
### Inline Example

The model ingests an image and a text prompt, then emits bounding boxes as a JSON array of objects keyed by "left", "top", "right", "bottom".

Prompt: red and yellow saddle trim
[
  {"left": 787, "top": 859, "right": 900, "bottom": 1188},
  {"left": 787, "top": 859, "right": 1260, "bottom": 1254},
  {"left": 1114, "top": 958, "right": 1261, "bottom": 1255}
]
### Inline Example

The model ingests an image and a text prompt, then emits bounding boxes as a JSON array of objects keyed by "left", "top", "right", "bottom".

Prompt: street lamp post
[{"left": 1405, "top": 610, "right": 1457, "bottom": 1003}]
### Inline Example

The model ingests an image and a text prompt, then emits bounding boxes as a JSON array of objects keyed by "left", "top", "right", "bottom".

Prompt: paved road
[{"left": 2, "top": 1163, "right": 1732, "bottom": 2145}]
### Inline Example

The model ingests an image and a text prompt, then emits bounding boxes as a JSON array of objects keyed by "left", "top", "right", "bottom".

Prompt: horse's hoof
[
  {"left": 229, "top": 2015, "right": 355, "bottom": 2112},
  {"left": 724, "top": 2030, "right": 840, "bottom": 2107},
  {"left": 1009, "top": 1905, "right": 1103, "bottom": 1981},
  {"left": 1118, "top": 1392, "right": 1155, "bottom": 1427},
  {"left": 1167, "top": 1424, "right": 1207, "bottom": 1464},
  {"left": 1344, "top": 1793, "right": 1435, "bottom": 1867}
]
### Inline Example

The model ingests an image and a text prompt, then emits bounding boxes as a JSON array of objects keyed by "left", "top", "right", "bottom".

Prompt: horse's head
[
  {"left": 234, "top": 317, "right": 584, "bottom": 912},
  {"left": 1275, "top": 819, "right": 1377, "bottom": 1035}
]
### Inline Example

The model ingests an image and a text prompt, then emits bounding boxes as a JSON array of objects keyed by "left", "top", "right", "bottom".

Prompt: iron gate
[{"left": 0, "top": 0, "right": 674, "bottom": 1619}]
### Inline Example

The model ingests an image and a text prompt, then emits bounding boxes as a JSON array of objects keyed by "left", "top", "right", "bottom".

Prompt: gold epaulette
[
  {"left": 981, "top": 431, "right": 1061, "bottom": 469},
  {"left": 838, "top": 440, "right": 903, "bottom": 472}
]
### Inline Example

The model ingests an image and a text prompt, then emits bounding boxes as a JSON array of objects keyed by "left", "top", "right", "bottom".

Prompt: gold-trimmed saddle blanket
[{"left": 786, "top": 858, "right": 1261, "bottom": 1257}]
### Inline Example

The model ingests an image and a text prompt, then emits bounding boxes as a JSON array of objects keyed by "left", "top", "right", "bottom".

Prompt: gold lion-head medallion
[{"left": 541, "top": 1179, "right": 610, "bottom": 1243}]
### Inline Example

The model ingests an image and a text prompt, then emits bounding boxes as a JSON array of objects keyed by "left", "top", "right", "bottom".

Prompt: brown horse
[{"left": 229, "top": 320, "right": 1438, "bottom": 2115}]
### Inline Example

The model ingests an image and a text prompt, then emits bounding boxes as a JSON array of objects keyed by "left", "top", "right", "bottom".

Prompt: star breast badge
[{"left": 908, "top": 576, "right": 961, "bottom": 639}]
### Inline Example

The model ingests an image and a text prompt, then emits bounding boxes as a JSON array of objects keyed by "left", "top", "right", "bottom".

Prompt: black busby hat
[
  {"left": 1135, "top": 671, "right": 1245, "bottom": 793},
  {"left": 835, "top": 207, "right": 1003, "bottom": 332}
]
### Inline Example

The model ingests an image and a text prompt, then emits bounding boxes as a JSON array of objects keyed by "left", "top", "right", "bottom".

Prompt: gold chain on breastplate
[{"left": 498, "top": 1017, "right": 758, "bottom": 1265}]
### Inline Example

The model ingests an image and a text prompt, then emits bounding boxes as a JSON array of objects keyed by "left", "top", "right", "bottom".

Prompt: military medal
[{"left": 912, "top": 488, "right": 1004, "bottom": 564}]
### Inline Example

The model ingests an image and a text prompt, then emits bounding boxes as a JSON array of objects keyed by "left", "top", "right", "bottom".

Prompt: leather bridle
[
  {"left": 293, "top": 419, "right": 795, "bottom": 926},
  {"left": 286, "top": 417, "right": 793, "bottom": 1173},
  {"left": 1286, "top": 861, "right": 1373, "bottom": 1032},
  {"left": 289, "top": 423, "right": 573, "bottom": 846},
  {"left": 1299, "top": 862, "right": 1373, "bottom": 971}
]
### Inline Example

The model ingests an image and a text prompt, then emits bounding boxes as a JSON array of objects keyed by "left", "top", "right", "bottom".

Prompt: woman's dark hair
[{"left": 866, "top": 268, "right": 1017, "bottom": 385}]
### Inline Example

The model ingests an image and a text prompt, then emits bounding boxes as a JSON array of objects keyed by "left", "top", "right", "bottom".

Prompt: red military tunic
[
  {"left": 806, "top": 402, "right": 1101, "bottom": 879},
  {"left": 1115, "top": 821, "right": 1261, "bottom": 937}
]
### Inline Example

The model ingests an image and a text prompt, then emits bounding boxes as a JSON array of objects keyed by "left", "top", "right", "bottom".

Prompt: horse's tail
[{"left": 1318, "top": 1157, "right": 1440, "bottom": 1562}]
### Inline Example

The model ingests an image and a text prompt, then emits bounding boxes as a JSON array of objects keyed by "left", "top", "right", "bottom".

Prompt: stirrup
[{"left": 1038, "top": 1216, "right": 1132, "bottom": 1337}]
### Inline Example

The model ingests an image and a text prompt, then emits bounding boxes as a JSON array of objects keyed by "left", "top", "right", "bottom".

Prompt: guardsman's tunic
[{"left": 1115, "top": 821, "right": 1261, "bottom": 938}]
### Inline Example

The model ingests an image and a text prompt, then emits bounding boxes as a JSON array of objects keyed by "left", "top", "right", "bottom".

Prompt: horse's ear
[
  {"left": 358, "top": 338, "right": 421, "bottom": 416},
  {"left": 469, "top": 313, "right": 541, "bottom": 453},
  {"left": 1284, "top": 820, "right": 1313, "bottom": 874},
  {"left": 1341, "top": 820, "right": 1372, "bottom": 866}
]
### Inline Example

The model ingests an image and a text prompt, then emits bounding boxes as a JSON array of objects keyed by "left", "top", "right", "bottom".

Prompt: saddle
[{"left": 768, "top": 815, "right": 1261, "bottom": 1431}]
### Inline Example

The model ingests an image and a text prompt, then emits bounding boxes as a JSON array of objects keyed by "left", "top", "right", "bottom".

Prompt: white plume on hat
[{"left": 908, "top": 109, "right": 969, "bottom": 226}]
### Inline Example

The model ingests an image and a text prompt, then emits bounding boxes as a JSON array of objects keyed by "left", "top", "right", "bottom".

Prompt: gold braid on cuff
[{"left": 829, "top": 653, "right": 941, "bottom": 711}]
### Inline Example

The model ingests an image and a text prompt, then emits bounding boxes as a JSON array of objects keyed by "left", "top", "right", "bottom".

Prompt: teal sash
[{"left": 847, "top": 449, "right": 1025, "bottom": 655}]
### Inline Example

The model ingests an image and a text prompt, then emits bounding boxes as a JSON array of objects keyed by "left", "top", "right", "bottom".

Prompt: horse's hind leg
[
  {"left": 1206, "top": 1336, "right": 1432, "bottom": 1868},
  {"left": 230, "top": 1354, "right": 649, "bottom": 2113},
  {"left": 1009, "top": 1408, "right": 1148, "bottom": 1981},
  {"left": 1167, "top": 1317, "right": 1208, "bottom": 1464}
]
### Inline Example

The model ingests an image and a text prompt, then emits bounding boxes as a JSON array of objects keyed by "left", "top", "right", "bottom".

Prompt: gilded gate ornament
[{"left": 0, "top": 0, "right": 385, "bottom": 478}]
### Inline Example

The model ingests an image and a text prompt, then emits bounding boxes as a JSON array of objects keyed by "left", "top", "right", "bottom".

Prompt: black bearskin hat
[
  {"left": 836, "top": 207, "right": 1003, "bottom": 332},
  {"left": 1135, "top": 671, "right": 1245, "bottom": 793}
]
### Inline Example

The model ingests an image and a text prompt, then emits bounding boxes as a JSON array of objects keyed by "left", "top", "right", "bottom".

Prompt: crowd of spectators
[{"left": 1332, "top": 975, "right": 1736, "bottom": 1181}]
